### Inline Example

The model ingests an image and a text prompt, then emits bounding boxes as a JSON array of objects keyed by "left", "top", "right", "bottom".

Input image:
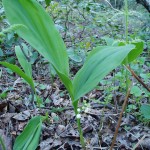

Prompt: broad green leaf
[
  {"left": 0, "top": 62, "right": 35, "bottom": 90},
  {"left": 25, "top": 124, "right": 42, "bottom": 150},
  {"left": 102, "top": 36, "right": 115, "bottom": 46},
  {"left": 15, "top": 46, "right": 32, "bottom": 78},
  {"left": 140, "top": 104, "right": 150, "bottom": 119},
  {"left": 67, "top": 48, "right": 82, "bottom": 63},
  {"left": 21, "top": 43, "right": 30, "bottom": 58},
  {"left": 121, "top": 41, "right": 144, "bottom": 64},
  {"left": 49, "top": 63, "right": 56, "bottom": 77},
  {"left": 131, "top": 86, "right": 143, "bottom": 97},
  {"left": 55, "top": 70, "right": 73, "bottom": 99},
  {"left": 73, "top": 45, "right": 135, "bottom": 101},
  {"left": 3, "top": 0, "right": 69, "bottom": 77},
  {"left": 13, "top": 116, "right": 42, "bottom": 150}
]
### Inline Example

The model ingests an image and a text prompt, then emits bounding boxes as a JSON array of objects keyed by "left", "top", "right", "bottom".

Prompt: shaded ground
[{"left": 0, "top": 66, "right": 150, "bottom": 150}]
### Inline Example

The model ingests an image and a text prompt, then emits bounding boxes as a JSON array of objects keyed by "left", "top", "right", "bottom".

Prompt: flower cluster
[{"left": 76, "top": 100, "right": 91, "bottom": 119}]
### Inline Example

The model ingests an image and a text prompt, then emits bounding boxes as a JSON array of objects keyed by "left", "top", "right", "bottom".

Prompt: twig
[
  {"left": 132, "top": 135, "right": 146, "bottom": 150},
  {"left": 104, "top": 0, "right": 122, "bottom": 12},
  {"left": 126, "top": 65, "right": 150, "bottom": 92},
  {"left": 124, "top": 128, "right": 144, "bottom": 150},
  {"left": 110, "top": 85, "right": 131, "bottom": 150},
  {"left": 63, "top": 6, "right": 71, "bottom": 40}
]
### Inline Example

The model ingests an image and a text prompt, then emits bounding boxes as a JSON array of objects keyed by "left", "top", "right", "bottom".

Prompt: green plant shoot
[{"left": 2, "top": 0, "right": 144, "bottom": 149}]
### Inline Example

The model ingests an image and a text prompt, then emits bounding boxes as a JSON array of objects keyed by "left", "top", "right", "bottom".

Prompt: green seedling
[
  {"left": 13, "top": 116, "right": 45, "bottom": 150},
  {"left": 2, "top": 0, "right": 143, "bottom": 149},
  {"left": 15, "top": 45, "right": 36, "bottom": 106},
  {"left": 0, "top": 42, "right": 37, "bottom": 106}
]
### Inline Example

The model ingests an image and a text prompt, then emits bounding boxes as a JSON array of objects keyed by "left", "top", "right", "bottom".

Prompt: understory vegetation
[{"left": 0, "top": 0, "right": 150, "bottom": 150}]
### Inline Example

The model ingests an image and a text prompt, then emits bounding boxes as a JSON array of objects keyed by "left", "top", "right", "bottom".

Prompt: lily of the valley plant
[{"left": 1, "top": 0, "right": 143, "bottom": 149}]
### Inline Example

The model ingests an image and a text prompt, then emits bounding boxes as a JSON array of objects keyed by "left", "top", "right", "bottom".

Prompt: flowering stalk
[{"left": 76, "top": 113, "right": 85, "bottom": 149}]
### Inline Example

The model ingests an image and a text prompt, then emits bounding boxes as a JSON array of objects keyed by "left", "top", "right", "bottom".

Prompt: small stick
[
  {"left": 110, "top": 85, "right": 131, "bottom": 150},
  {"left": 126, "top": 66, "right": 150, "bottom": 92},
  {"left": 132, "top": 135, "right": 146, "bottom": 150}
]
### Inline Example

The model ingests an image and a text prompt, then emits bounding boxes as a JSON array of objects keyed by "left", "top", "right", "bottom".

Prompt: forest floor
[{"left": 0, "top": 62, "right": 150, "bottom": 150}]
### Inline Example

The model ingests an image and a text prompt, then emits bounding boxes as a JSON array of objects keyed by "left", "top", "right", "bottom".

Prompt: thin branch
[
  {"left": 110, "top": 85, "right": 131, "bottom": 150},
  {"left": 126, "top": 65, "right": 150, "bottom": 92},
  {"left": 104, "top": 0, "right": 122, "bottom": 12},
  {"left": 132, "top": 135, "right": 146, "bottom": 150}
]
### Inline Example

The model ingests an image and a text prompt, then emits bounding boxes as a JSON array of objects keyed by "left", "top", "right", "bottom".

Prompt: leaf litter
[{"left": 0, "top": 62, "right": 150, "bottom": 150}]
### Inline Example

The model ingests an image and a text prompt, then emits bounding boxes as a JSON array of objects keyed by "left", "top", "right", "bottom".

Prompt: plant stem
[
  {"left": 31, "top": 88, "right": 35, "bottom": 108},
  {"left": 124, "top": 0, "right": 128, "bottom": 43},
  {"left": 110, "top": 1, "right": 131, "bottom": 149},
  {"left": 77, "top": 118, "right": 86, "bottom": 149},
  {"left": 124, "top": 0, "right": 129, "bottom": 92},
  {"left": 125, "top": 66, "right": 150, "bottom": 92},
  {"left": 73, "top": 101, "right": 86, "bottom": 149}
]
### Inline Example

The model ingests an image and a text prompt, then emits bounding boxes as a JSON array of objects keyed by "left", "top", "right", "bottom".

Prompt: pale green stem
[
  {"left": 31, "top": 88, "right": 36, "bottom": 108},
  {"left": 73, "top": 101, "right": 86, "bottom": 149},
  {"left": 124, "top": 0, "right": 129, "bottom": 43},
  {"left": 124, "top": 0, "right": 129, "bottom": 92},
  {"left": 77, "top": 118, "right": 86, "bottom": 149}
]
